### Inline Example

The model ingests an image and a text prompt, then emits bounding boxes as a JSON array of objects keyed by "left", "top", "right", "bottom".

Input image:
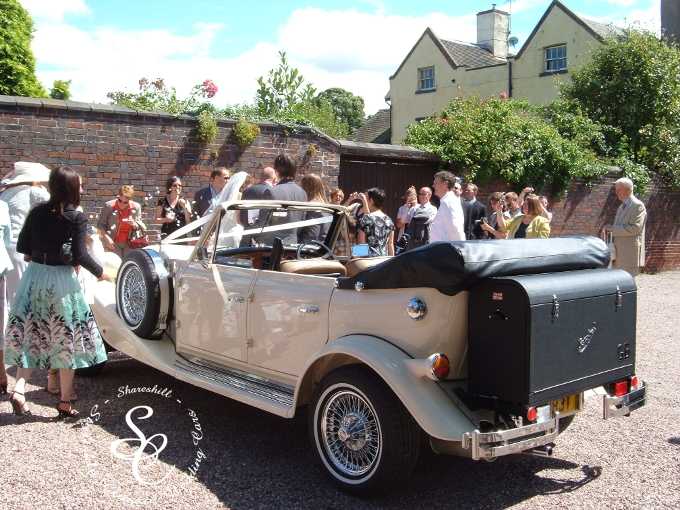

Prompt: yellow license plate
[{"left": 551, "top": 394, "right": 581, "bottom": 414}]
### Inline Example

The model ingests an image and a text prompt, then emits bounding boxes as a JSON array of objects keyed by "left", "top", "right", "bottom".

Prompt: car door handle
[{"left": 298, "top": 304, "right": 320, "bottom": 314}]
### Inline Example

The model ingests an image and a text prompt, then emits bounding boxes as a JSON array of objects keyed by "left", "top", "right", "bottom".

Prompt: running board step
[{"left": 174, "top": 356, "right": 295, "bottom": 416}]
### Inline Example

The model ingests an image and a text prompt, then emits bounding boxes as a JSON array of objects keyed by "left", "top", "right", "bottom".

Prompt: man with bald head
[
  {"left": 603, "top": 177, "right": 647, "bottom": 276},
  {"left": 399, "top": 186, "right": 437, "bottom": 251},
  {"left": 243, "top": 166, "right": 277, "bottom": 201}
]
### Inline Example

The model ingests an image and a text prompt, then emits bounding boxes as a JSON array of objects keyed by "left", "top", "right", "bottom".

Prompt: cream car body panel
[
  {"left": 294, "top": 335, "right": 475, "bottom": 441},
  {"left": 174, "top": 260, "right": 256, "bottom": 363},
  {"left": 248, "top": 270, "right": 335, "bottom": 375},
  {"left": 329, "top": 288, "right": 469, "bottom": 378}
]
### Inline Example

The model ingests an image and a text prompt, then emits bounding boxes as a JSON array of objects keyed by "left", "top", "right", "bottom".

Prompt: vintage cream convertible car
[{"left": 91, "top": 173, "right": 646, "bottom": 493}]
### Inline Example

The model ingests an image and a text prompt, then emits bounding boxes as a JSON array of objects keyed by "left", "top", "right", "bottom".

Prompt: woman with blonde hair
[
  {"left": 299, "top": 173, "right": 329, "bottom": 243},
  {"left": 483, "top": 193, "right": 550, "bottom": 239}
]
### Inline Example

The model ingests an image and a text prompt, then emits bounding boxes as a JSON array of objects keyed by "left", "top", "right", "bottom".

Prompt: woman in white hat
[
  {"left": 0, "top": 162, "right": 51, "bottom": 301},
  {"left": 0, "top": 162, "right": 50, "bottom": 394}
]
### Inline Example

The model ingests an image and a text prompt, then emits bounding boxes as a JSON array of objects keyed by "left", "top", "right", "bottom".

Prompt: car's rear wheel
[
  {"left": 116, "top": 249, "right": 168, "bottom": 339},
  {"left": 309, "top": 366, "right": 421, "bottom": 495}
]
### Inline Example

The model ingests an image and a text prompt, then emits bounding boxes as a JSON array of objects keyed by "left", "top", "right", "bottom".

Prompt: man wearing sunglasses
[{"left": 194, "top": 167, "right": 230, "bottom": 217}]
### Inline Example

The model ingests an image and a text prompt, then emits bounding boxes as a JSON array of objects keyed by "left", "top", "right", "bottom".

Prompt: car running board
[{"left": 174, "top": 355, "right": 295, "bottom": 418}]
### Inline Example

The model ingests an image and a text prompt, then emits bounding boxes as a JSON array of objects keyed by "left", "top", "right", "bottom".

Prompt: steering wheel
[{"left": 296, "top": 239, "right": 335, "bottom": 260}]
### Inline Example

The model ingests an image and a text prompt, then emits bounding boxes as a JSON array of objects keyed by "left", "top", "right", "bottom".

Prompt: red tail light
[
  {"left": 613, "top": 380, "right": 629, "bottom": 397},
  {"left": 630, "top": 375, "right": 640, "bottom": 390},
  {"left": 429, "top": 353, "right": 450, "bottom": 379},
  {"left": 526, "top": 406, "right": 537, "bottom": 422}
]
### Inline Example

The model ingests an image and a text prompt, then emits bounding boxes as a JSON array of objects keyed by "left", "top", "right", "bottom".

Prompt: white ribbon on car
[{"left": 161, "top": 214, "right": 334, "bottom": 245}]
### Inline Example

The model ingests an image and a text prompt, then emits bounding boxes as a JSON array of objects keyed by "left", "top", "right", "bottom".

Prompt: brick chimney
[{"left": 476, "top": 4, "right": 510, "bottom": 58}]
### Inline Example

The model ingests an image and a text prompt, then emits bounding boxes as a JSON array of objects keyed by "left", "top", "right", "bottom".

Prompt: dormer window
[
  {"left": 545, "top": 45, "right": 567, "bottom": 72},
  {"left": 417, "top": 66, "right": 435, "bottom": 91}
]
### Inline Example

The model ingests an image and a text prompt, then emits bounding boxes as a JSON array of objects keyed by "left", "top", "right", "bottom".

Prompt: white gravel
[{"left": 0, "top": 271, "right": 678, "bottom": 509}]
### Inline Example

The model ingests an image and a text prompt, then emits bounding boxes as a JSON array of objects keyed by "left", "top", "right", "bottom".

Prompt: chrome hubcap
[
  {"left": 120, "top": 263, "right": 146, "bottom": 327},
  {"left": 321, "top": 390, "right": 381, "bottom": 477}
]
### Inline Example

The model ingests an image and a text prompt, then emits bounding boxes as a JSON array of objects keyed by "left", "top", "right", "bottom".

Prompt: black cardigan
[{"left": 17, "top": 202, "right": 103, "bottom": 278}]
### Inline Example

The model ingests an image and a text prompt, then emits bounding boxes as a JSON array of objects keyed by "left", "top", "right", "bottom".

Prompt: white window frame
[
  {"left": 417, "top": 66, "right": 436, "bottom": 91},
  {"left": 544, "top": 44, "right": 567, "bottom": 72}
]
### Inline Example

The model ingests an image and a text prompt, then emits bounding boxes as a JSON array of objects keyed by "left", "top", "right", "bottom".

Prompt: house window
[
  {"left": 418, "top": 66, "right": 435, "bottom": 91},
  {"left": 545, "top": 45, "right": 567, "bottom": 72}
]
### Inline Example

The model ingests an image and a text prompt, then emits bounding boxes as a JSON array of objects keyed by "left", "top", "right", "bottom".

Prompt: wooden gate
[{"left": 338, "top": 142, "right": 440, "bottom": 220}]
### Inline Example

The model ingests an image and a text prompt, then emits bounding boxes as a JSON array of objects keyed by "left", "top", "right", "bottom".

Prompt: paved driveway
[{"left": 1, "top": 272, "right": 679, "bottom": 509}]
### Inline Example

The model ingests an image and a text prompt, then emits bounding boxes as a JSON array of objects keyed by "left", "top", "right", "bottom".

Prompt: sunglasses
[{"left": 171, "top": 184, "right": 183, "bottom": 188}]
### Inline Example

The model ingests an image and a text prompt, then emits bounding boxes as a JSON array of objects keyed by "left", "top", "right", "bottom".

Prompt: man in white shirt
[
  {"left": 430, "top": 171, "right": 466, "bottom": 242},
  {"left": 409, "top": 186, "right": 437, "bottom": 223}
]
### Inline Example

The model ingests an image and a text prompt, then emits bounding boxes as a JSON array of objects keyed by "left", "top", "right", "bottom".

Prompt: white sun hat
[{"left": 1, "top": 162, "right": 52, "bottom": 186}]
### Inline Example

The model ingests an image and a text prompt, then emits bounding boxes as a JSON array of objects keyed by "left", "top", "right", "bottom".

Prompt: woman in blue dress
[{"left": 5, "top": 166, "right": 111, "bottom": 418}]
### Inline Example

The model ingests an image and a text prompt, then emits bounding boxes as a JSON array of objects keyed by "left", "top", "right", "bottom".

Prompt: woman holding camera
[
  {"left": 356, "top": 188, "right": 395, "bottom": 257},
  {"left": 5, "top": 166, "right": 111, "bottom": 418},
  {"left": 157, "top": 176, "right": 193, "bottom": 239}
]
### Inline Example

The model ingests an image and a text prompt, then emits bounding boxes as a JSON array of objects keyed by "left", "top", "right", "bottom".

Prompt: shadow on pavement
[{"left": 50, "top": 355, "right": 604, "bottom": 509}]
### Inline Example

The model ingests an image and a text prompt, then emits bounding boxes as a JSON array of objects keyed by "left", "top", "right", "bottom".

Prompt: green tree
[
  {"left": 256, "top": 51, "right": 316, "bottom": 116},
  {"left": 49, "top": 79, "right": 71, "bottom": 100},
  {"left": 315, "top": 87, "right": 365, "bottom": 131},
  {"left": 562, "top": 30, "right": 680, "bottom": 185},
  {"left": 0, "top": 0, "right": 45, "bottom": 97},
  {"left": 405, "top": 96, "right": 608, "bottom": 193}
]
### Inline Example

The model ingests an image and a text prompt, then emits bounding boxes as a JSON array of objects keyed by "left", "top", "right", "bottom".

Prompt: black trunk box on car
[{"left": 468, "top": 269, "right": 636, "bottom": 407}]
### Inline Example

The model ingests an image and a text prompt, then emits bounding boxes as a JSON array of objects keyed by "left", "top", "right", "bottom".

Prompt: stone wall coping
[{"left": 337, "top": 139, "right": 440, "bottom": 161}]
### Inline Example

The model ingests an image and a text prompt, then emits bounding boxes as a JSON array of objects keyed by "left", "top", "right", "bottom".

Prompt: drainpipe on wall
[{"left": 508, "top": 60, "right": 513, "bottom": 98}]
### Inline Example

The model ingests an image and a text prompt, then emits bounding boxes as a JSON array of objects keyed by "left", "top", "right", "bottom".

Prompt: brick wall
[
  {"left": 0, "top": 95, "right": 678, "bottom": 271},
  {"left": 0, "top": 96, "right": 341, "bottom": 238},
  {"left": 477, "top": 173, "right": 680, "bottom": 272}
]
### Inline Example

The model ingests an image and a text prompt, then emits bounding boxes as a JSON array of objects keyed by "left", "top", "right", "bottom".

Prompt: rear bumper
[
  {"left": 461, "top": 414, "right": 561, "bottom": 461},
  {"left": 603, "top": 381, "right": 647, "bottom": 419},
  {"left": 461, "top": 381, "right": 648, "bottom": 460}
]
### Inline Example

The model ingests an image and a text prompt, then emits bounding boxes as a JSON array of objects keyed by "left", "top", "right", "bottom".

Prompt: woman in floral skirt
[{"left": 5, "top": 166, "right": 111, "bottom": 418}]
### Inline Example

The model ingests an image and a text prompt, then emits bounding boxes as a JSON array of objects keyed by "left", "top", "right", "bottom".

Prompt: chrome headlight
[{"left": 406, "top": 297, "right": 427, "bottom": 320}]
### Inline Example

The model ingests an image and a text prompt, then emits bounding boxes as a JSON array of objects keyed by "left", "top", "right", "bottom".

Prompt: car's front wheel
[{"left": 309, "top": 366, "right": 421, "bottom": 494}]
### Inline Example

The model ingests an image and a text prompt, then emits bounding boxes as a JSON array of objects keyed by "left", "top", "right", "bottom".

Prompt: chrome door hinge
[
  {"left": 615, "top": 286, "right": 623, "bottom": 311},
  {"left": 551, "top": 294, "right": 560, "bottom": 322}
]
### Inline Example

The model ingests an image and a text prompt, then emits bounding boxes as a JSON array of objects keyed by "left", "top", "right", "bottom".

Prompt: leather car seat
[
  {"left": 345, "top": 256, "right": 392, "bottom": 278},
  {"left": 279, "top": 259, "right": 347, "bottom": 276}
]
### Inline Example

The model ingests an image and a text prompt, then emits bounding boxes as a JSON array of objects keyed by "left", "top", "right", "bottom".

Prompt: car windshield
[{"left": 218, "top": 204, "right": 336, "bottom": 252}]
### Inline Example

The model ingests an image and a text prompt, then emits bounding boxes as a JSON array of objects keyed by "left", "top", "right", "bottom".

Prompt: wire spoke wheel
[
  {"left": 120, "top": 263, "right": 147, "bottom": 327},
  {"left": 321, "top": 390, "right": 382, "bottom": 478}
]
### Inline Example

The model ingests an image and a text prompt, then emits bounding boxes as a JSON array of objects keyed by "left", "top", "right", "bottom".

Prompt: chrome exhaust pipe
[{"left": 523, "top": 443, "right": 555, "bottom": 458}]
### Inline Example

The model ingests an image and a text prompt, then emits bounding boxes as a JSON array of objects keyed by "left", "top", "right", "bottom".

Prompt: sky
[{"left": 20, "top": 0, "right": 661, "bottom": 115}]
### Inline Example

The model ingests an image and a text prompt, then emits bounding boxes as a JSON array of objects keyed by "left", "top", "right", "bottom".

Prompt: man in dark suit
[
  {"left": 194, "top": 167, "right": 230, "bottom": 217},
  {"left": 240, "top": 167, "right": 277, "bottom": 236},
  {"left": 242, "top": 167, "right": 276, "bottom": 201},
  {"left": 266, "top": 154, "right": 307, "bottom": 245},
  {"left": 462, "top": 182, "right": 487, "bottom": 240}
]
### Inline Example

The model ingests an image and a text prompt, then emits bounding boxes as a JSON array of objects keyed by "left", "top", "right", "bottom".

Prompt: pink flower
[
  {"left": 202, "top": 79, "right": 218, "bottom": 98},
  {"left": 499, "top": 91, "right": 509, "bottom": 100}
]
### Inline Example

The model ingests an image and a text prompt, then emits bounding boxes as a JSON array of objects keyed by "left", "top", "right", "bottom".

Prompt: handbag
[{"left": 128, "top": 228, "right": 149, "bottom": 249}]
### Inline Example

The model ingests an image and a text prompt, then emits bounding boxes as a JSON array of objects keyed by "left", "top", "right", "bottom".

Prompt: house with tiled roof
[
  {"left": 353, "top": 108, "right": 391, "bottom": 143},
  {"left": 388, "top": 0, "right": 621, "bottom": 142}
]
